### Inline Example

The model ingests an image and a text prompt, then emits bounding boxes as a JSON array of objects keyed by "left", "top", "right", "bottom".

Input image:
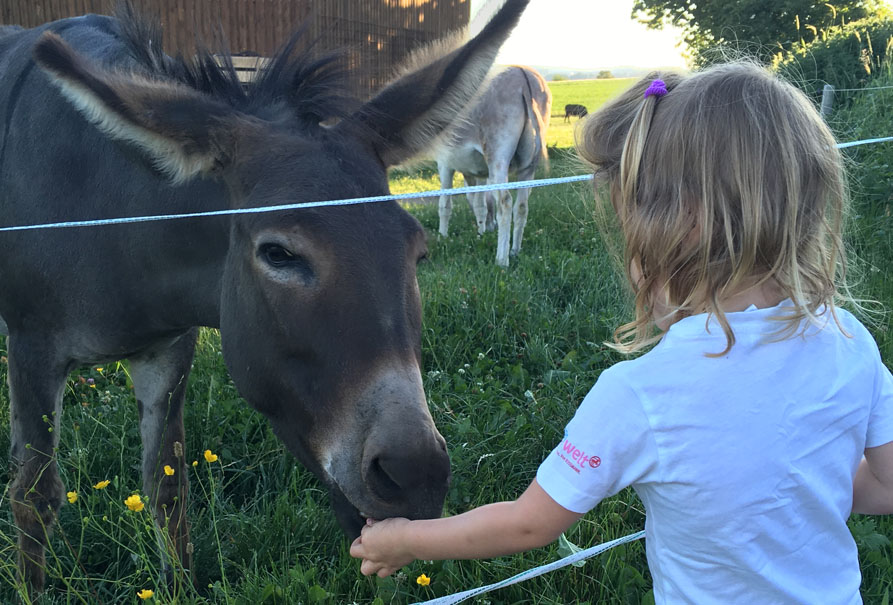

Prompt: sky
[
  {"left": 470, "top": 0, "right": 893, "bottom": 71},
  {"left": 469, "top": 0, "right": 689, "bottom": 70}
]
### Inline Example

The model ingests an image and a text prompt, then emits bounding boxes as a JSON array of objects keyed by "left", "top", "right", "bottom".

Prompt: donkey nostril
[{"left": 368, "top": 456, "right": 402, "bottom": 499}]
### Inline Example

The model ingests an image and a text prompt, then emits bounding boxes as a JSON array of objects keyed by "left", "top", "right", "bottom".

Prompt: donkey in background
[
  {"left": 435, "top": 65, "right": 551, "bottom": 267},
  {"left": 0, "top": 0, "right": 529, "bottom": 593}
]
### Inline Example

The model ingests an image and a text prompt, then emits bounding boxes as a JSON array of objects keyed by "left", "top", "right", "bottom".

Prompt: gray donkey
[
  {"left": 0, "top": 0, "right": 529, "bottom": 593},
  {"left": 435, "top": 65, "right": 551, "bottom": 266}
]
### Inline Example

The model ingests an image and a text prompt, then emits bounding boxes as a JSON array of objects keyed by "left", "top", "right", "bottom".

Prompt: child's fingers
[
  {"left": 349, "top": 537, "right": 363, "bottom": 558},
  {"left": 359, "top": 558, "right": 374, "bottom": 575},
  {"left": 360, "top": 558, "right": 392, "bottom": 577},
  {"left": 360, "top": 518, "right": 380, "bottom": 537},
  {"left": 377, "top": 566, "right": 398, "bottom": 578}
]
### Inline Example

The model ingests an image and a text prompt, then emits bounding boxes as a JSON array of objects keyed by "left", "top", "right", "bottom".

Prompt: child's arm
[
  {"left": 349, "top": 478, "right": 584, "bottom": 577},
  {"left": 852, "top": 441, "right": 893, "bottom": 515}
]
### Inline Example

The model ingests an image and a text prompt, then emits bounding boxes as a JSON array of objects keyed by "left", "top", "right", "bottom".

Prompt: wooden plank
[
  {"left": 239, "top": 0, "right": 247, "bottom": 52},
  {"left": 272, "top": 0, "right": 283, "bottom": 52},
  {"left": 252, "top": 0, "right": 262, "bottom": 54},
  {"left": 192, "top": 0, "right": 206, "bottom": 46},
  {"left": 3, "top": 0, "right": 13, "bottom": 25},
  {"left": 229, "top": 56, "right": 269, "bottom": 69},
  {"left": 209, "top": 0, "right": 224, "bottom": 51},
  {"left": 216, "top": 55, "right": 269, "bottom": 82},
  {"left": 9, "top": 0, "right": 20, "bottom": 25},
  {"left": 185, "top": 0, "right": 194, "bottom": 52},
  {"left": 263, "top": 0, "right": 271, "bottom": 53},
  {"left": 219, "top": 0, "right": 231, "bottom": 53},
  {"left": 254, "top": 0, "right": 263, "bottom": 55},
  {"left": 176, "top": 0, "right": 186, "bottom": 54},
  {"left": 155, "top": 0, "right": 171, "bottom": 52},
  {"left": 243, "top": 0, "right": 252, "bottom": 52}
]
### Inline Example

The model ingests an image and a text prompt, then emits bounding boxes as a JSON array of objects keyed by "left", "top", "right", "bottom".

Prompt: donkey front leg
[
  {"left": 511, "top": 164, "right": 536, "bottom": 257},
  {"left": 487, "top": 161, "right": 513, "bottom": 267},
  {"left": 437, "top": 164, "right": 456, "bottom": 237},
  {"left": 7, "top": 334, "right": 69, "bottom": 594},
  {"left": 130, "top": 329, "right": 198, "bottom": 581}
]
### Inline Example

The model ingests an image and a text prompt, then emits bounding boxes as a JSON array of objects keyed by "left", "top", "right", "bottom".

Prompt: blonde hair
[{"left": 577, "top": 61, "right": 849, "bottom": 355}]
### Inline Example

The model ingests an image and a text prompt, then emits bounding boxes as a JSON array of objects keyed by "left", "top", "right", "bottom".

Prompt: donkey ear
[
  {"left": 33, "top": 31, "right": 239, "bottom": 183},
  {"left": 340, "top": 0, "right": 529, "bottom": 168}
]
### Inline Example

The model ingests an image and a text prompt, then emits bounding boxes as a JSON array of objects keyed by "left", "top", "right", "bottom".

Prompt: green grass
[
  {"left": 827, "top": 67, "right": 893, "bottom": 364},
  {"left": 546, "top": 78, "right": 636, "bottom": 148},
  {"left": 0, "top": 78, "right": 890, "bottom": 604}
]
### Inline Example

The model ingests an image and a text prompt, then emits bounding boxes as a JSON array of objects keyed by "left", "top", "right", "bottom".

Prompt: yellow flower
[
  {"left": 89, "top": 384, "right": 97, "bottom": 389},
  {"left": 95, "top": 367, "right": 103, "bottom": 373},
  {"left": 136, "top": 588, "right": 154, "bottom": 600},
  {"left": 163, "top": 465, "right": 175, "bottom": 476},
  {"left": 93, "top": 480, "right": 110, "bottom": 490},
  {"left": 125, "top": 494, "right": 145, "bottom": 512},
  {"left": 66, "top": 491, "right": 78, "bottom": 504},
  {"left": 416, "top": 573, "right": 431, "bottom": 586},
  {"left": 192, "top": 460, "right": 198, "bottom": 467},
  {"left": 203, "top": 449, "right": 218, "bottom": 463}
]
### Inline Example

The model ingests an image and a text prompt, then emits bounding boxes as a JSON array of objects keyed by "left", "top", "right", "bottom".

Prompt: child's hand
[{"left": 349, "top": 517, "right": 415, "bottom": 577}]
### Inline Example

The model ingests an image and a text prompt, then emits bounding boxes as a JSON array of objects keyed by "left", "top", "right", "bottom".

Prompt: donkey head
[{"left": 32, "top": 0, "right": 529, "bottom": 536}]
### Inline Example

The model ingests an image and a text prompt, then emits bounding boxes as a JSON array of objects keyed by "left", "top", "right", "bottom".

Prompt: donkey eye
[
  {"left": 258, "top": 244, "right": 316, "bottom": 284},
  {"left": 260, "top": 244, "right": 296, "bottom": 267},
  {"left": 257, "top": 244, "right": 316, "bottom": 285}
]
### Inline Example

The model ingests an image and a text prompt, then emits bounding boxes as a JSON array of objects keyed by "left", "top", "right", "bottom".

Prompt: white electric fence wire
[
  {"left": 0, "top": 137, "right": 890, "bottom": 232},
  {"left": 829, "top": 84, "right": 893, "bottom": 92},
  {"left": 0, "top": 175, "right": 594, "bottom": 232},
  {"left": 411, "top": 530, "right": 646, "bottom": 605}
]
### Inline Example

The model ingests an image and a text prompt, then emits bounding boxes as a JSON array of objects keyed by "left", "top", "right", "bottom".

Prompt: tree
[
  {"left": 632, "top": 0, "right": 890, "bottom": 63},
  {"left": 597, "top": 70, "right": 614, "bottom": 79}
]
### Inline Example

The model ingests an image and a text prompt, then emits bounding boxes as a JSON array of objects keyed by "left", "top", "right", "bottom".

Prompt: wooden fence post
[{"left": 821, "top": 84, "right": 834, "bottom": 118}]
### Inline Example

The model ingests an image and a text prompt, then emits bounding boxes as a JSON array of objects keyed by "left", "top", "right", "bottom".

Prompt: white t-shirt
[{"left": 537, "top": 302, "right": 893, "bottom": 604}]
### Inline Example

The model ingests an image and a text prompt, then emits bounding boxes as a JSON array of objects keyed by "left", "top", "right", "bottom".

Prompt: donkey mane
[{"left": 115, "top": 1, "right": 356, "bottom": 131}]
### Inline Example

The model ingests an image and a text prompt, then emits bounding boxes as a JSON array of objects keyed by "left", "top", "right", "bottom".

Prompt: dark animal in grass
[
  {"left": 564, "top": 103, "right": 588, "bottom": 121},
  {"left": 0, "top": 0, "right": 529, "bottom": 593},
  {"left": 435, "top": 65, "right": 551, "bottom": 266}
]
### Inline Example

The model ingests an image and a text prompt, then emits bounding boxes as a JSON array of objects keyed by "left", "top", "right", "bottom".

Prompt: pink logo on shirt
[{"left": 556, "top": 438, "right": 600, "bottom": 474}]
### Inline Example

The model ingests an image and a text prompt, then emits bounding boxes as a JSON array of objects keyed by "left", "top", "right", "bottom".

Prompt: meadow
[
  {"left": 545, "top": 78, "right": 636, "bottom": 148},
  {"left": 0, "top": 76, "right": 891, "bottom": 604}
]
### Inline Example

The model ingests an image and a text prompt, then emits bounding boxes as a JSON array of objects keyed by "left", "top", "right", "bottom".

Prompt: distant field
[{"left": 546, "top": 78, "right": 636, "bottom": 148}]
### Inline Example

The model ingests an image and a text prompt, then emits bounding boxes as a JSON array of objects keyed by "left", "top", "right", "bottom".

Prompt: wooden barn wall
[{"left": 0, "top": 0, "right": 470, "bottom": 96}]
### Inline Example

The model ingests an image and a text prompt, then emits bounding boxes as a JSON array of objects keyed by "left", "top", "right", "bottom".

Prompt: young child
[{"left": 350, "top": 61, "right": 893, "bottom": 603}]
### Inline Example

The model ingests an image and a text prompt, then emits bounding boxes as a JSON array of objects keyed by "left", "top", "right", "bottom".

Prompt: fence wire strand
[{"left": 0, "top": 137, "right": 890, "bottom": 232}]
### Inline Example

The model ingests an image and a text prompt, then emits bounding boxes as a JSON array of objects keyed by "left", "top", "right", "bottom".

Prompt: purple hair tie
[{"left": 644, "top": 79, "right": 668, "bottom": 99}]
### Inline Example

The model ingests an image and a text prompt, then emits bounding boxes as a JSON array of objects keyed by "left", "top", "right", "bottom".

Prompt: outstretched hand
[
  {"left": 350, "top": 517, "right": 416, "bottom": 577},
  {"left": 349, "top": 480, "right": 582, "bottom": 578}
]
